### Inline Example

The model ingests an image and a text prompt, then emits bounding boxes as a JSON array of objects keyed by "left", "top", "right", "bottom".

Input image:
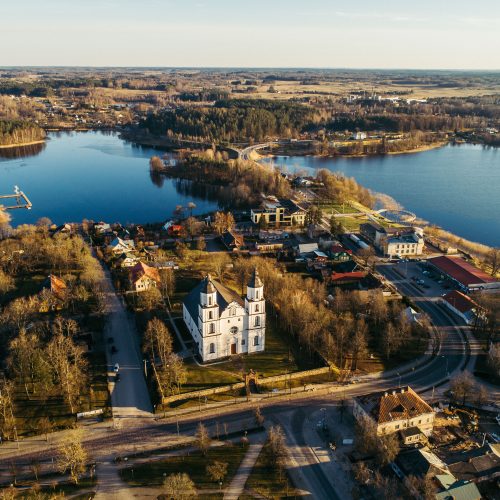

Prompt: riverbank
[{"left": 0, "top": 139, "right": 46, "bottom": 149}]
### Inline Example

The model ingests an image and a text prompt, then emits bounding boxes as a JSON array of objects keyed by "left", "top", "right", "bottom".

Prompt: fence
[{"left": 160, "top": 365, "right": 333, "bottom": 406}]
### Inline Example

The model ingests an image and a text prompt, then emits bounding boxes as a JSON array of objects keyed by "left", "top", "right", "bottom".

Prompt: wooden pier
[{"left": 0, "top": 188, "right": 33, "bottom": 210}]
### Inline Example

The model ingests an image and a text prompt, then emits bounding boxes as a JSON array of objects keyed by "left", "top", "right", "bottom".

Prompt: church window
[
  {"left": 208, "top": 311, "right": 213, "bottom": 320},
  {"left": 255, "top": 291, "right": 259, "bottom": 300},
  {"left": 208, "top": 296, "right": 212, "bottom": 306},
  {"left": 255, "top": 304, "right": 259, "bottom": 312},
  {"left": 231, "top": 307, "right": 236, "bottom": 316},
  {"left": 241, "top": 339, "right": 246, "bottom": 345},
  {"left": 254, "top": 335, "right": 259, "bottom": 346},
  {"left": 209, "top": 323, "right": 215, "bottom": 334},
  {"left": 255, "top": 316, "right": 260, "bottom": 327},
  {"left": 209, "top": 343, "right": 215, "bottom": 354},
  {"left": 230, "top": 326, "right": 238, "bottom": 335}
]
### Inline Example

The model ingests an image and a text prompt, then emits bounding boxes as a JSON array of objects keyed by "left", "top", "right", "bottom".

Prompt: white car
[{"left": 113, "top": 363, "right": 120, "bottom": 373}]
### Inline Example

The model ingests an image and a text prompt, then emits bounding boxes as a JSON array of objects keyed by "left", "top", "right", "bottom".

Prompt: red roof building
[
  {"left": 441, "top": 290, "right": 483, "bottom": 325},
  {"left": 428, "top": 256, "right": 498, "bottom": 291}
]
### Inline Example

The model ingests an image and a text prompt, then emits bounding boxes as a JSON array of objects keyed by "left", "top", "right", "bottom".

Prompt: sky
[{"left": 2, "top": 0, "right": 500, "bottom": 69}]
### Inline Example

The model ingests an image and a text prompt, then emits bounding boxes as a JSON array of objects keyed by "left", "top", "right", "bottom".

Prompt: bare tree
[
  {"left": 56, "top": 430, "right": 88, "bottom": 484},
  {"left": 263, "top": 425, "right": 287, "bottom": 472},
  {"left": 163, "top": 473, "right": 197, "bottom": 499},
  {"left": 487, "top": 247, "right": 500, "bottom": 277},
  {"left": 450, "top": 371, "right": 476, "bottom": 405},
  {"left": 144, "top": 318, "right": 173, "bottom": 367},
  {"left": 206, "top": 461, "right": 228, "bottom": 488},
  {"left": 195, "top": 422, "right": 211, "bottom": 456}
]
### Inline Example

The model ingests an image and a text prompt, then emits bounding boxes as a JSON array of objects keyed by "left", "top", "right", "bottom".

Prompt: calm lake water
[
  {"left": 0, "top": 131, "right": 220, "bottom": 227},
  {"left": 1, "top": 131, "right": 499, "bottom": 246},
  {"left": 262, "top": 145, "right": 500, "bottom": 247}
]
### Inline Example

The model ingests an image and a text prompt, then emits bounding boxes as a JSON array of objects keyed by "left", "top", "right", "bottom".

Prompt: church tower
[
  {"left": 245, "top": 268, "right": 265, "bottom": 351},
  {"left": 198, "top": 275, "right": 219, "bottom": 334}
]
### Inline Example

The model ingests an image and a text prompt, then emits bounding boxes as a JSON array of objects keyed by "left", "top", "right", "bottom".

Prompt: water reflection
[{"left": 0, "top": 142, "right": 46, "bottom": 160}]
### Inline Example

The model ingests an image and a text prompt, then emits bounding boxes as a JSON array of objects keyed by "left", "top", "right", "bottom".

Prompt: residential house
[
  {"left": 116, "top": 252, "right": 139, "bottom": 268},
  {"left": 108, "top": 237, "right": 135, "bottom": 255},
  {"left": 446, "top": 444, "right": 500, "bottom": 483},
  {"left": 39, "top": 275, "right": 68, "bottom": 312},
  {"left": 397, "top": 448, "right": 449, "bottom": 479},
  {"left": 94, "top": 222, "right": 111, "bottom": 234},
  {"left": 183, "top": 270, "right": 265, "bottom": 362},
  {"left": 434, "top": 475, "right": 481, "bottom": 500},
  {"left": 130, "top": 262, "right": 161, "bottom": 292},
  {"left": 251, "top": 198, "right": 306, "bottom": 227},
  {"left": 353, "top": 386, "right": 435, "bottom": 437},
  {"left": 294, "top": 242, "right": 319, "bottom": 256},
  {"left": 330, "top": 244, "right": 352, "bottom": 261},
  {"left": 221, "top": 230, "right": 244, "bottom": 251}
]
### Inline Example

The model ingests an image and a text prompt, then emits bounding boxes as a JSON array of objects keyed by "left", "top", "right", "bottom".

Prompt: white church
[{"left": 183, "top": 269, "right": 266, "bottom": 362}]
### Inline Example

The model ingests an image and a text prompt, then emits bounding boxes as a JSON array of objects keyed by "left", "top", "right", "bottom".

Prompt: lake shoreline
[{"left": 0, "top": 139, "right": 46, "bottom": 149}]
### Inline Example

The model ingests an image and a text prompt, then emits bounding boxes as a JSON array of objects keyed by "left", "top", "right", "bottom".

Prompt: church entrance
[{"left": 231, "top": 343, "right": 237, "bottom": 355}]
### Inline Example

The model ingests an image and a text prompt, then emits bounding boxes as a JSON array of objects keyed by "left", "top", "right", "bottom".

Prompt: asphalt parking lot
[{"left": 380, "top": 259, "right": 456, "bottom": 299}]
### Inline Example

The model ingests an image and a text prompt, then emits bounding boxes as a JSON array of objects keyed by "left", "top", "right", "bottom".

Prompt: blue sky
[{"left": 2, "top": 0, "right": 500, "bottom": 68}]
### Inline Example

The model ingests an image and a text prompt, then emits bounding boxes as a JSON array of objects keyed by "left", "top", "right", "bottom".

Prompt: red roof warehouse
[{"left": 428, "top": 256, "right": 499, "bottom": 291}]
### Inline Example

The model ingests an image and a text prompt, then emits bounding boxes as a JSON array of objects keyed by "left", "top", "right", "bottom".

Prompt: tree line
[{"left": 0, "top": 120, "right": 45, "bottom": 146}]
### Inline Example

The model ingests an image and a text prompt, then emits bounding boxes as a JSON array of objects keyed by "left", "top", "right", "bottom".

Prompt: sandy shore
[{"left": 0, "top": 139, "right": 46, "bottom": 149}]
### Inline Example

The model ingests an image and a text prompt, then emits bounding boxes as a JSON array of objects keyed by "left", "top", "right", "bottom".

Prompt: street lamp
[{"left": 397, "top": 372, "right": 402, "bottom": 388}]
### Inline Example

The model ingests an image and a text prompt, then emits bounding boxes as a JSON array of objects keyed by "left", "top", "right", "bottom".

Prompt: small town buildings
[
  {"left": 428, "top": 256, "right": 500, "bottom": 292},
  {"left": 254, "top": 241, "right": 284, "bottom": 253},
  {"left": 294, "top": 242, "right": 319, "bottom": 256},
  {"left": 94, "top": 221, "right": 111, "bottom": 234},
  {"left": 360, "top": 223, "right": 424, "bottom": 257},
  {"left": 108, "top": 237, "right": 135, "bottom": 255},
  {"left": 353, "top": 131, "right": 367, "bottom": 140},
  {"left": 330, "top": 244, "right": 352, "bottom": 261},
  {"left": 221, "top": 230, "right": 244, "bottom": 251},
  {"left": 183, "top": 270, "right": 265, "bottom": 362},
  {"left": 130, "top": 262, "right": 161, "bottom": 292},
  {"left": 434, "top": 475, "right": 481, "bottom": 500},
  {"left": 353, "top": 386, "right": 435, "bottom": 437},
  {"left": 396, "top": 448, "right": 449, "bottom": 479},
  {"left": 116, "top": 252, "right": 139, "bottom": 268},
  {"left": 39, "top": 275, "right": 68, "bottom": 311},
  {"left": 329, "top": 270, "right": 367, "bottom": 285},
  {"left": 446, "top": 444, "right": 500, "bottom": 483},
  {"left": 400, "top": 426, "right": 426, "bottom": 445},
  {"left": 251, "top": 198, "right": 306, "bottom": 227},
  {"left": 441, "top": 290, "right": 483, "bottom": 325}
]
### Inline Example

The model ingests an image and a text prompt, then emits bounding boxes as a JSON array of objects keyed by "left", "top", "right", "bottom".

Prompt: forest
[
  {"left": 0, "top": 120, "right": 46, "bottom": 146},
  {"left": 141, "top": 99, "right": 318, "bottom": 143}
]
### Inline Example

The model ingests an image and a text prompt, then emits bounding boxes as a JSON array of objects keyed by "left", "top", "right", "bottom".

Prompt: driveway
[{"left": 100, "top": 264, "right": 153, "bottom": 422}]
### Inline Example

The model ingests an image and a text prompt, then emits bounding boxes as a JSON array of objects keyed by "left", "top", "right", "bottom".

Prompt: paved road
[{"left": 100, "top": 264, "right": 153, "bottom": 421}]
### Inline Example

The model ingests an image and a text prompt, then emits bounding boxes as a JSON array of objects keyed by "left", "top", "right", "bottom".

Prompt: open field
[{"left": 120, "top": 442, "right": 248, "bottom": 493}]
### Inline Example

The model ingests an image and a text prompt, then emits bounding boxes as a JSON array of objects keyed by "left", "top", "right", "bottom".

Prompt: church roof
[
  {"left": 248, "top": 268, "right": 263, "bottom": 288},
  {"left": 184, "top": 276, "right": 244, "bottom": 321},
  {"left": 201, "top": 274, "right": 216, "bottom": 294}
]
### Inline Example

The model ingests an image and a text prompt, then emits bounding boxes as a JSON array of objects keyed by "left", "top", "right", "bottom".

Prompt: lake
[
  {"left": 262, "top": 145, "right": 500, "bottom": 247},
  {"left": 0, "top": 131, "right": 220, "bottom": 227},
  {"left": 1, "top": 131, "right": 499, "bottom": 246}
]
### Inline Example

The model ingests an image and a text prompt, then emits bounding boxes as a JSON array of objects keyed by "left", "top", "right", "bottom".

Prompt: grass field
[
  {"left": 242, "top": 447, "right": 298, "bottom": 499},
  {"left": 120, "top": 442, "right": 248, "bottom": 494}
]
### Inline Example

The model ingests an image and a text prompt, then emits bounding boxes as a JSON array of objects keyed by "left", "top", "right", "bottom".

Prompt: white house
[
  {"left": 183, "top": 269, "right": 266, "bottom": 362},
  {"left": 108, "top": 237, "right": 135, "bottom": 255}
]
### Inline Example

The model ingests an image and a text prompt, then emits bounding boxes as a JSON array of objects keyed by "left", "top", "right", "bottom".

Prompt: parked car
[{"left": 113, "top": 363, "right": 120, "bottom": 373}]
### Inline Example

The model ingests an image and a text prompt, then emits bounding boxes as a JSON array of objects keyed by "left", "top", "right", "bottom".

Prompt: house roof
[
  {"left": 356, "top": 386, "right": 433, "bottom": 425},
  {"left": 442, "top": 290, "right": 480, "bottom": 314},
  {"left": 330, "top": 271, "right": 366, "bottom": 282},
  {"left": 184, "top": 277, "right": 244, "bottom": 321},
  {"left": 110, "top": 237, "right": 135, "bottom": 249},
  {"left": 396, "top": 448, "right": 448, "bottom": 478},
  {"left": 221, "top": 230, "right": 244, "bottom": 248},
  {"left": 435, "top": 480, "right": 481, "bottom": 500},
  {"left": 42, "top": 275, "right": 67, "bottom": 299},
  {"left": 130, "top": 262, "right": 161, "bottom": 284},
  {"left": 428, "top": 256, "right": 496, "bottom": 286},
  {"left": 400, "top": 426, "right": 423, "bottom": 438},
  {"left": 248, "top": 268, "right": 263, "bottom": 288},
  {"left": 331, "top": 245, "right": 352, "bottom": 255}
]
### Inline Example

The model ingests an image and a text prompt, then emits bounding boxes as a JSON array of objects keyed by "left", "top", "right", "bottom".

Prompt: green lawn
[
  {"left": 120, "top": 442, "right": 248, "bottom": 492},
  {"left": 243, "top": 448, "right": 298, "bottom": 499}
]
